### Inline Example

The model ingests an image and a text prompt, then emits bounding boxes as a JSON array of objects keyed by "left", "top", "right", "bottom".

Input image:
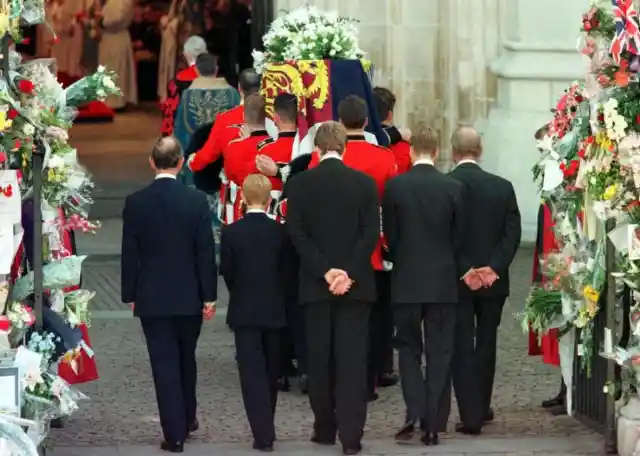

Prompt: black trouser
[
  {"left": 305, "top": 299, "right": 370, "bottom": 448},
  {"left": 140, "top": 315, "right": 203, "bottom": 443},
  {"left": 234, "top": 328, "right": 281, "bottom": 446},
  {"left": 367, "top": 271, "right": 394, "bottom": 393},
  {"left": 280, "top": 239, "right": 307, "bottom": 375},
  {"left": 450, "top": 295, "right": 506, "bottom": 428},
  {"left": 393, "top": 303, "right": 456, "bottom": 433}
]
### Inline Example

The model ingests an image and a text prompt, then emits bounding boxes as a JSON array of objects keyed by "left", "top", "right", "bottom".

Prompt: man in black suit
[
  {"left": 382, "top": 128, "right": 465, "bottom": 446},
  {"left": 121, "top": 137, "right": 217, "bottom": 453},
  {"left": 220, "top": 174, "right": 288, "bottom": 452},
  {"left": 447, "top": 125, "right": 521, "bottom": 434},
  {"left": 286, "top": 121, "right": 379, "bottom": 455}
]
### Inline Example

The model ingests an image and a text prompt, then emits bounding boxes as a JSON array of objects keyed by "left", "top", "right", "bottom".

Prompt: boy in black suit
[{"left": 220, "top": 174, "right": 288, "bottom": 452}]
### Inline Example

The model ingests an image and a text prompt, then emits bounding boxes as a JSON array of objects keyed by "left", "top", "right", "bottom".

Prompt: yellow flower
[
  {"left": 0, "top": 14, "right": 10, "bottom": 36},
  {"left": 596, "top": 132, "right": 613, "bottom": 150},
  {"left": 603, "top": 184, "right": 618, "bottom": 200},
  {"left": 583, "top": 285, "right": 600, "bottom": 303},
  {"left": 0, "top": 111, "right": 12, "bottom": 132}
]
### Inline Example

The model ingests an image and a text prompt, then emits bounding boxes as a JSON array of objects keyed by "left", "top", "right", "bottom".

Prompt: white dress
[
  {"left": 98, "top": 0, "right": 138, "bottom": 108},
  {"left": 157, "top": 0, "right": 184, "bottom": 102},
  {"left": 50, "top": 0, "right": 83, "bottom": 76}
]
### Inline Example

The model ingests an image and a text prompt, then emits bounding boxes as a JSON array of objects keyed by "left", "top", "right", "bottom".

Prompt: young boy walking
[{"left": 220, "top": 174, "right": 288, "bottom": 452}]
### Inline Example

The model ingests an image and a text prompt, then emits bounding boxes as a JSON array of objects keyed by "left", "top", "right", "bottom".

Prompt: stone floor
[{"left": 43, "top": 111, "right": 604, "bottom": 455}]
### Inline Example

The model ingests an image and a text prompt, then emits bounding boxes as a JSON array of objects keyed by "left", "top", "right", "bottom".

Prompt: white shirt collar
[
  {"left": 246, "top": 208, "right": 266, "bottom": 214},
  {"left": 155, "top": 173, "right": 177, "bottom": 180},
  {"left": 320, "top": 152, "right": 343, "bottom": 162},
  {"left": 413, "top": 158, "right": 434, "bottom": 166},
  {"left": 457, "top": 159, "right": 477, "bottom": 166}
]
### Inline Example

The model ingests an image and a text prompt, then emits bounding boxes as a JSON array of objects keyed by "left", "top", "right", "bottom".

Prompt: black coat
[
  {"left": 186, "top": 122, "right": 223, "bottom": 195},
  {"left": 220, "top": 212, "right": 288, "bottom": 329},
  {"left": 121, "top": 177, "right": 217, "bottom": 316},
  {"left": 286, "top": 158, "right": 379, "bottom": 304},
  {"left": 449, "top": 162, "right": 521, "bottom": 297},
  {"left": 382, "top": 164, "right": 465, "bottom": 305}
]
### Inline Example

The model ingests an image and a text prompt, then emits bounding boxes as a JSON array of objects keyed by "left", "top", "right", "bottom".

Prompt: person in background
[
  {"left": 121, "top": 137, "right": 217, "bottom": 453},
  {"left": 384, "top": 128, "right": 463, "bottom": 447},
  {"left": 220, "top": 174, "right": 288, "bottom": 453},
  {"left": 252, "top": 93, "right": 308, "bottom": 393},
  {"left": 287, "top": 122, "right": 379, "bottom": 455},
  {"left": 446, "top": 125, "right": 521, "bottom": 435},
  {"left": 160, "top": 35, "right": 207, "bottom": 136},
  {"left": 130, "top": 2, "right": 161, "bottom": 101},
  {"left": 530, "top": 123, "right": 565, "bottom": 415},
  {"left": 373, "top": 87, "right": 412, "bottom": 174}
]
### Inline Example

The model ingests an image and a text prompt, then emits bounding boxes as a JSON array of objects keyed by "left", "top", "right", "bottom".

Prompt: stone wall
[{"left": 274, "top": 0, "right": 505, "bottom": 168}]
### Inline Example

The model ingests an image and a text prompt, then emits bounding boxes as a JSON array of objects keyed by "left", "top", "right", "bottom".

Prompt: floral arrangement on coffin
[
  {"left": 0, "top": 0, "right": 120, "bottom": 450},
  {"left": 252, "top": 5, "right": 366, "bottom": 74},
  {"left": 520, "top": 0, "right": 640, "bottom": 395}
]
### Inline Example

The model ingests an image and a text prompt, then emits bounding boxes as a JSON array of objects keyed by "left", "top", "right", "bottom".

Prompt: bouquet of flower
[
  {"left": 63, "top": 65, "right": 120, "bottom": 107},
  {"left": 252, "top": 5, "right": 365, "bottom": 73}
]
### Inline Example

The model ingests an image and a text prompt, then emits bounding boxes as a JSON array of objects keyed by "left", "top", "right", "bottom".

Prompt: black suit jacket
[
  {"left": 185, "top": 122, "right": 223, "bottom": 195},
  {"left": 449, "top": 162, "right": 521, "bottom": 297},
  {"left": 286, "top": 158, "right": 379, "bottom": 304},
  {"left": 121, "top": 177, "right": 217, "bottom": 317},
  {"left": 383, "top": 163, "right": 465, "bottom": 304},
  {"left": 220, "top": 212, "right": 288, "bottom": 329}
]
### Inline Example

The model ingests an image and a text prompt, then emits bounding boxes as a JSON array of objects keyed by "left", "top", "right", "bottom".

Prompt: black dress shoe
[
  {"left": 277, "top": 376, "right": 291, "bottom": 392},
  {"left": 188, "top": 420, "right": 199, "bottom": 433},
  {"left": 394, "top": 421, "right": 416, "bottom": 443},
  {"left": 377, "top": 372, "right": 399, "bottom": 387},
  {"left": 541, "top": 394, "right": 564, "bottom": 409},
  {"left": 420, "top": 432, "right": 439, "bottom": 446},
  {"left": 299, "top": 374, "right": 309, "bottom": 394},
  {"left": 160, "top": 441, "right": 184, "bottom": 453},
  {"left": 252, "top": 441, "right": 274, "bottom": 452},
  {"left": 483, "top": 408, "right": 495, "bottom": 422},
  {"left": 310, "top": 433, "right": 335, "bottom": 445},
  {"left": 455, "top": 423, "right": 481, "bottom": 435},
  {"left": 549, "top": 404, "right": 567, "bottom": 416},
  {"left": 342, "top": 443, "right": 362, "bottom": 455}
]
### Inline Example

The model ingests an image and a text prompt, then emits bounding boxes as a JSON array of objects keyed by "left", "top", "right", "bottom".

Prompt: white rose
[
  {"left": 103, "top": 77, "right": 115, "bottom": 90},
  {"left": 23, "top": 124, "right": 34, "bottom": 136},
  {"left": 47, "top": 154, "right": 65, "bottom": 169},
  {"left": 96, "top": 89, "right": 106, "bottom": 99},
  {"left": 97, "top": 65, "right": 106, "bottom": 73}
]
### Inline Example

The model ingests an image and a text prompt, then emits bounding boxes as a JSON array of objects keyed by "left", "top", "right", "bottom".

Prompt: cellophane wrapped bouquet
[
  {"left": 0, "top": 0, "right": 120, "bottom": 450},
  {"left": 521, "top": 0, "right": 640, "bottom": 399}
]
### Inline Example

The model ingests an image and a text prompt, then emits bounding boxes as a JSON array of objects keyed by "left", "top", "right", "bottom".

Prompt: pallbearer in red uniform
[
  {"left": 308, "top": 96, "right": 397, "bottom": 401},
  {"left": 224, "top": 93, "right": 272, "bottom": 224},
  {"left": 253, "top": 93, "right": 309, "bottom": 393},
  {"left": 373, "top": 87, "right": 412, "bottom": 174},
  {"left": 188, "top": 69, "right": 262, "bottom": 224}
]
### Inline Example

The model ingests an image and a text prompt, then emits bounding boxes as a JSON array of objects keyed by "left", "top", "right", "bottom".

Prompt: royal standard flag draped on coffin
[{"left": 261, "top": 59, "right": 388, "bottom": 157}]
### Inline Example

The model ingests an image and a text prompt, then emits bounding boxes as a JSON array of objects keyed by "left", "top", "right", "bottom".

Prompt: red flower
[
  {"left": 577, "top": 147, "right": 586, "bottom": 159},
  {"left": 20, "top": 37, "right": 30, "bottom": 45},
  {"left": 14, "top": 139, "right": 21, "bottom": 149},
  {"left": 560, "top": 159, "right": 580, "bottom": 178},
  {"left": 17, "top": 79, "right": 34, "bottom": 95},
  {"left": 7, "top": 108, "right": 17, "bottom": 120},
  {"left": 0, "top": 316, "right": 10, "bottom": 332},
  {"left": 627, "top": 200, "right": 640, "bottom": 210}
]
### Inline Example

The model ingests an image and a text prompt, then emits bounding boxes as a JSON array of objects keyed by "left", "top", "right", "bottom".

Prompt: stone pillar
[{"left": 478, "top": 0, "right": 585, "bottom": 241}]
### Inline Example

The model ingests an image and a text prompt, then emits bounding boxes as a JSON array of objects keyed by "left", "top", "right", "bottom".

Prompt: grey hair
[{"left": 183, "top": 36, "right": 207, "bottom": 62}]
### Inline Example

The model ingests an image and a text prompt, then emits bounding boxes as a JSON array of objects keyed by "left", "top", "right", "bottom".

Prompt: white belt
[
  {"left": 266, "top": 190, "right": 282, "bottom": 220},
  {"left": 225, "top": 182, "right": 239, "bottom": 224}
]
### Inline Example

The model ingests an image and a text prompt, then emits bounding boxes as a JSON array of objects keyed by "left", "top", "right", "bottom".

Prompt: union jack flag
[{"left": 610, "top": 0, "right": 640, "bottom": 64}]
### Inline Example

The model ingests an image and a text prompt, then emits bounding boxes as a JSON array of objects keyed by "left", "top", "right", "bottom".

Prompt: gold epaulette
[{"left": 258, "top": 137, "right": 276, "bottom": 150}]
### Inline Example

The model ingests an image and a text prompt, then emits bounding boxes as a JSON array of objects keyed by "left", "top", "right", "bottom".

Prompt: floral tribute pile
[
  {"left": 521, "top": 0, "right": 640, "bottom": 400},
  {"left": 0, "top": 0, "right": 120, "bottom": 452},
  {"left": 251, "top": 5, "right": 366, "bottom": 74}
]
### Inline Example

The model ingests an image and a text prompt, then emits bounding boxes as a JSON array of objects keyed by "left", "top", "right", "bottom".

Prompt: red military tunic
[
  {"left": 224, "top": 130, "right": 273, "bottom": 224},
  {"left": 388, "top": 139, "right": 412, "bottom": 174},
  {"left": 190, "top": 105, "right": 244, "bottom": 172},
  {"left": 308, "top": 134, "right": 397, "bottom": 270},
  {"left": 246, "top": 131, "right": 296, "bottom": 221}
]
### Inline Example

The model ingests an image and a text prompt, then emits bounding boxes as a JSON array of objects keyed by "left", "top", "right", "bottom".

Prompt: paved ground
[{"left": 42, "top": 111, "right": 604, "bottom": 455}]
